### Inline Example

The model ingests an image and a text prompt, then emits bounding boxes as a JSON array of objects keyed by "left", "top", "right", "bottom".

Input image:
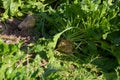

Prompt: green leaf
[
  {"left": 111, "top": 46, "right": 120, "bottom": 64},
  {"left": 2, "top": 0, "right": 22, "bottom": 17},
  {"left": 47, "top": 27, "right": 73, "bottom": 61},
  {"left": 107, "top": 31, "right": 120, "bottom": 44},
  {"left": 87, "top": 40, "right": 98, "bottom": 54},
  {"left": 48, "top": 27, "right": 73, "bottom": 49}
]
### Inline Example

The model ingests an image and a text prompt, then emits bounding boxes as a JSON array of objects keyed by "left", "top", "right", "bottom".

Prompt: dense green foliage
[{"left": 0, "top": 0, "right": 120, "bottom": 80}]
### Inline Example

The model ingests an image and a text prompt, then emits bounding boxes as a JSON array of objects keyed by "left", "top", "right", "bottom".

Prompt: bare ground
[{"left": 0, "top": 17, "right": 41, "bottom": 45}]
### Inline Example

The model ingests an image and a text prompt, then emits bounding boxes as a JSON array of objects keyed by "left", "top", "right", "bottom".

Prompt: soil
[{"left": 0, "top": 16, "right": 41, "bottom": 46}]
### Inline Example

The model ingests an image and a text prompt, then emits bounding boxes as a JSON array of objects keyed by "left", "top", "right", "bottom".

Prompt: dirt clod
[{"left": 57, "top": 39, "right": 74, "bottom": 53}]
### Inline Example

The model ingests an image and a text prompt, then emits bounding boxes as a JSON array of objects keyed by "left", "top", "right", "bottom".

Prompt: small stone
[
  {"left": 18, "top": 14, "right": 36, "bottom": 30},
  {"left": 57, "top": 39, "right": 74, "bottom": 53}
]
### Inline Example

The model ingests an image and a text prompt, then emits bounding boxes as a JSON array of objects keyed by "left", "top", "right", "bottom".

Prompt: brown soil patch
[{"left": 0, "top": 15, "right": 41, "bottom": 46}]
